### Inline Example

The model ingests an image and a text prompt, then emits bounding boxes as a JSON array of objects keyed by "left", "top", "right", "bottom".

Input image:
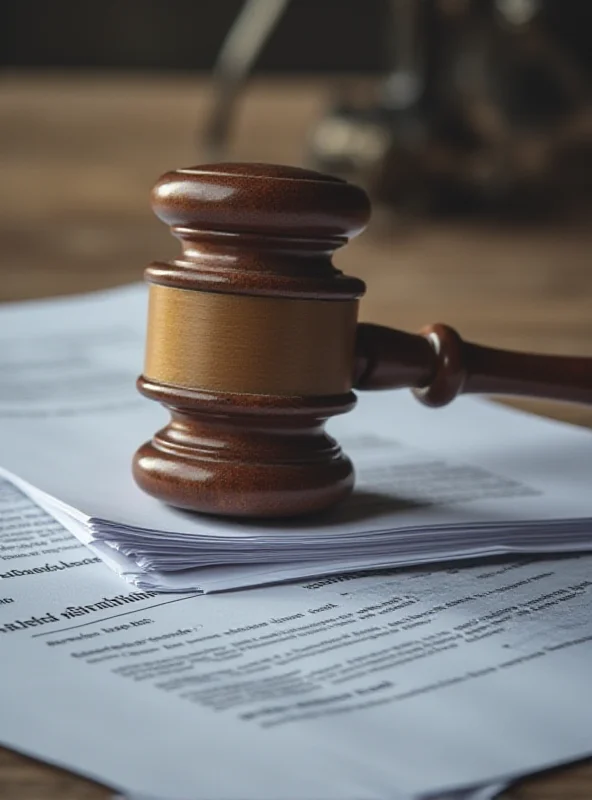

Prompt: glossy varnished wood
[
  {"left": 134, "top": 162, "right": 369, "bottom": 516},
  {"left": 354, "top": 322, "right": 592, "bottom": 406},
  {"left": 135, "top": 161, "right": 591, "bottom": 517},
  {"left": 1, "top": 72, "right": 591, "bottom": 799}
]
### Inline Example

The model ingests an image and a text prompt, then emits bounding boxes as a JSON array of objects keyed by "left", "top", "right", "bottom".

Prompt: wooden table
[{"left": 1, "top": 72, "right": 591, "bottom": 800}]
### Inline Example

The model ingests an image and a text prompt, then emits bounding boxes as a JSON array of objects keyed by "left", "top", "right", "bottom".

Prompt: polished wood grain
[
  {"left": 354, "top": 321, "right": 592, "bottom": 406},
  {"left": 135, "top": 162, "right": 368, "bottom": 516},
  {"left": 1, "top": 72, "right": 591, "bottom": 799},
  {"left": 137, "top": 159, "right": 592, "bottom": 517}
]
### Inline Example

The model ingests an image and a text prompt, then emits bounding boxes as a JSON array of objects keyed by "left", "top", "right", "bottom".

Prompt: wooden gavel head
[
  {"left": 133, "top": 163, "right": 372, "bottom": 517},
  {"left": 134, "top": 162, "right": 592, "bottom": 518}
]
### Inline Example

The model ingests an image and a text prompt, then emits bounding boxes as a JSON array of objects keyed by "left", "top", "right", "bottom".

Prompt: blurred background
[
  {"left": 2, "top": 0, "right": 590, "bottom": 209},
  {"left": 1, "top": 5, "right": 592, "bottom": 793},
  {"left": 0, "top": 0, "right": 591, "bottom": 394}
]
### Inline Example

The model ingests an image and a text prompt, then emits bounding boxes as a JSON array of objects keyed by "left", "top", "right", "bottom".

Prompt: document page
[{"left": 2, "top": 476, "right": 592, "bottom": 800}]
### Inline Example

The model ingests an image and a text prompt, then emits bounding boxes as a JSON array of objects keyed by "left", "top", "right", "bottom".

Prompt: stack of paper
[
  {"left": 1, "top": 284, "right": 592, "bottom": 594},
  {"left": 4, "top": 471, "right": 592, "bottom": 799}
]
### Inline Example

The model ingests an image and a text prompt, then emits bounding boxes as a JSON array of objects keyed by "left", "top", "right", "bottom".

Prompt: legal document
[
  {"left": 2, "top": 476, "right": 592, "bottom": 799},
  {"left": 1, "top": 285, "right": 592, "bottom": 593}
]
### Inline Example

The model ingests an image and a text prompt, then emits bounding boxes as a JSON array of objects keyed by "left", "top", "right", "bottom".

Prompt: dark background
[{"left": 1, "top": 0, "right": 590, "bottom": 73}]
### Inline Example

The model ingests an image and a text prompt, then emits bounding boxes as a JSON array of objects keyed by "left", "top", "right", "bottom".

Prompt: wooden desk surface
[{"left": 1, "top": 72, "right": 591, "bottom": 800}]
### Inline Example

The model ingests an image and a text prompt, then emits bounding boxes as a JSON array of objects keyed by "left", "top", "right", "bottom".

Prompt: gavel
[{"left": 133, "top": 163, "right": 592, "bottom": 518}]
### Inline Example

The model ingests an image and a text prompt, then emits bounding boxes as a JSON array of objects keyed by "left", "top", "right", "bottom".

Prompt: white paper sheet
[
  {"left": 116, "top": 781, "right": 509, "bottom": 800},
  {"left": 2, "top": 476, "right": 591, "bottom": 800}
]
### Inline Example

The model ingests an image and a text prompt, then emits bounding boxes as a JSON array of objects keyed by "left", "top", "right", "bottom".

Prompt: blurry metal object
[
  {"left": 307, "top": 0, "right": 427, "bottom": 193},
  {"left": 204, "top": 0, "right": 591, "bottom": 214},
  {"left": 203, "top": 0, "right": 290, "bottom": 161},
  {"left": 496, "top": 0, "right": 539, "bottom": 27},
  {"left": 307, "top": 0, "right": 592, "bottom": 214},
  {"left": 381, "top": 0, "right": 424, "bottom": 111}
]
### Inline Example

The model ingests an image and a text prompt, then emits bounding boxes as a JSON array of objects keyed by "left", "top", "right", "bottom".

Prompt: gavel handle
[{"left": 353, "top": 323, "right": 592, "bottom": 407}]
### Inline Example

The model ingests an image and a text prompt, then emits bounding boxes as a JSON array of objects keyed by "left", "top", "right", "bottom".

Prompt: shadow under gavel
[{"left": 133, "top": 162, "right": 592, "bottom": 518}]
